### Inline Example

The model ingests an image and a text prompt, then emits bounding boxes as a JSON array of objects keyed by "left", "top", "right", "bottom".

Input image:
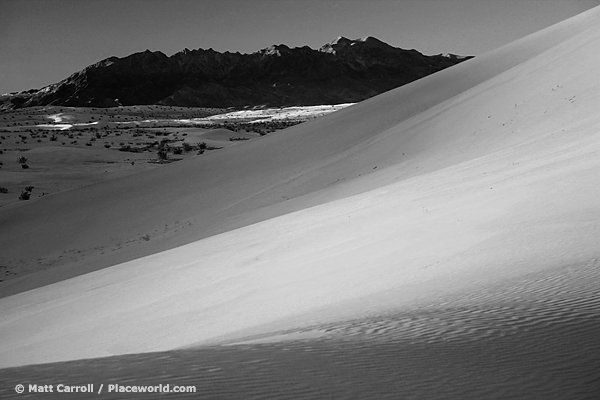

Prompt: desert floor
[{"left": 0, "top": 104, "right": 345, "bottom": 209}]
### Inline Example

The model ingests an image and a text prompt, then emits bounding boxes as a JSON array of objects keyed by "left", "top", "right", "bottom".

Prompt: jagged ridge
[{"left": 1, "top": 37, "right": 472, "bottom": 109}]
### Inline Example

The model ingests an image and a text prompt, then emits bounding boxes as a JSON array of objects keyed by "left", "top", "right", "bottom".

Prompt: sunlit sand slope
[
  {"left": 0, "top": 6, "right": 599, "bottom": 379},
  {"left": 2, "top": 5, "right": 600, "bottom": 296},
  {"left": 1, "top": 259, "right": 598, "bottom": 399}
]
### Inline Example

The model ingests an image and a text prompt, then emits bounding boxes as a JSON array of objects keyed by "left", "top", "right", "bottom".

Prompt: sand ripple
[{"left": 1, "top": 259, "right": 599, "bottom": 399}]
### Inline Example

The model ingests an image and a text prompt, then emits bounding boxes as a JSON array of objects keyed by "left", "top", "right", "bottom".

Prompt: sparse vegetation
[
  {"left": 157, "top": 149, "right": 168, "bottom": 161},
  {"left": 19, "top": 186, "right": 33, "bottom": 200},
  {"left": 0, "top": 104, "right": 320, "bottom": 207},
  {"left": 17, "top": 156, "right": 29, "bottom": 169}
]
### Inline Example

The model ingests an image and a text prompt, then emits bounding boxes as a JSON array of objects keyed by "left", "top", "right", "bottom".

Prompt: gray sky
[{"left": 1, "top": 0, "right": 598, "bottom": 94}]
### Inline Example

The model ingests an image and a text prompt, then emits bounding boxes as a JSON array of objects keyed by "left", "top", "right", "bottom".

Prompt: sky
[{"left": 1, "top": 0, "right": 599, "bottom": 94}]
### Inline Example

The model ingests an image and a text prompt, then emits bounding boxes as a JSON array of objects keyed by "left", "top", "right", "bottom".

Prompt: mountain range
[{"left": 1, "top": 36, "right": 471, "bottom": 109}]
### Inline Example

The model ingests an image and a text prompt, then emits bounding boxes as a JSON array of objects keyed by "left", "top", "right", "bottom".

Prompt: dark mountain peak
[
  {"left": 356, "top": 36, "right": 395, "bottom": 50},
  {"left": 332, "top": 36, "right": 352, "bottom": 45},
  {"left": 141, "top": 49, "right": 168, "bottom": 58},
  {"left": 319, "top": 36, "right": 353, "bottom": 53},
  {"left": 319, "top": 35, "right": 396, "bottom": 55},
  {"left": 2, "top": 37, "right": 472, "bottom": 110},
  {"left": 258, "top": 44, "right": 292, "bottom": 57},
  {"left": 358, "top": 36, "right": 378, "bottom": 42}
]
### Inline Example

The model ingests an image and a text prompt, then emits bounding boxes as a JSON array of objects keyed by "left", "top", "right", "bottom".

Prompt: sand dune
[
  {"left": 1, "top": 259, "right": 598, "bottom": 399},
  {"left": 2, "top": 5, "right": 599, "bottom": 296},
  {"left": 1, "top": 10, "right": 599, "bottom": 397}
]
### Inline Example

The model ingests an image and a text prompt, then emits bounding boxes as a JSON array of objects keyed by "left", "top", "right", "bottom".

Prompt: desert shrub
[
  {"left": 85, "top": 142, "right": 92, "bottom": 146},
  {"left": 182, "top": 142, "right": 193, "bottom": 152},
  {"left": 50, "top": 134, "right": 57, "bottom": 141},
  {"left": 119, "top": 145, "right": 145, "bottom": 153},
  {"left": 19, "top": 191, "right": 31, "bottom": 200},
  {"left": 198, "top": 142, "right": 208, "bottom": 150},
  {"left": 104, "top": 144, "right": 111, "bottom": 148},
  {"left": 19, "top": 186, "right": 33, "bottom": 200},
  {"left": 17, "top": 156, "right": 27, "bottom": 164},
  {"left": 157, "top": 149, "right": 168, "bottom": 160},
  {"left": 172, "top": 147, "right": 183, "bottom": 155},
  {"left": 0, "top": 187, "right": 8, "bottom": 194}
]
